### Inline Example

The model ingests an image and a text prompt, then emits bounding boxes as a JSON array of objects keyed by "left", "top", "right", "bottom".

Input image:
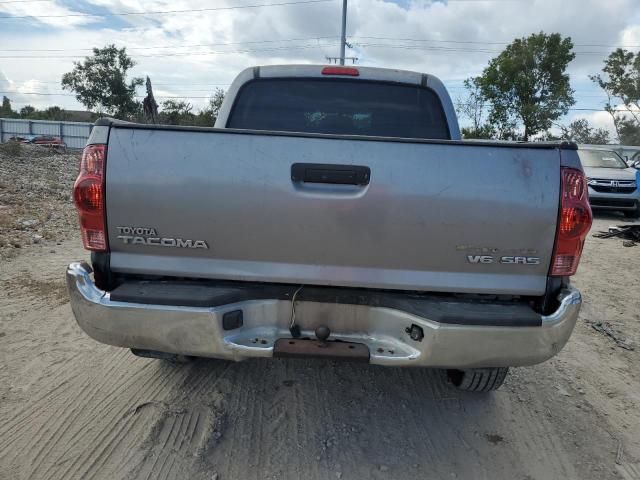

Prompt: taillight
[
  {"left": 321, "top": 66, "right": 359, "bottom": 76},
  {"left": 74, "top": 144, "right": 107, "bottom": 251},
  {"left": 550, "top": 167, "right": 592, "bottom": 276}
]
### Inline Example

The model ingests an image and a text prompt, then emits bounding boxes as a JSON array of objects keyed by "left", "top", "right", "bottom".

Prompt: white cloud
[
  {"left": 566, "top": 104, "right": 640, "bottom": 141},
  {"left": 0, "top": 0, "right": 638, "bottom": 117},
  {"left": 569, "top": 110, "right": 616, "bottom": 134},
  {"left": 0, "top": 0, "right": 100, "bottom": 28},
  {"left": 620, "top": 24, "right": 640, "bottom": 46}
]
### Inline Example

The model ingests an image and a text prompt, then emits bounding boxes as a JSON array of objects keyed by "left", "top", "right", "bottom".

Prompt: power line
[
  {"left": 0, "top": 91, "right": 222, "bottom": 99},
  {"left": 4, "top": 81, "right": 233, "bottom": 86},
  {"left": 0, "top": 43, "right": 340, "bottom": 59},
  {"left": 0, "top": 36, "right": 340, "bottom": 52},
  {"left": 0, "top": 41, "right": 618, "bottom": 59},
  {"left": 1, "top": 91, "right": 75, "bottom": 96},
  {"left": 2, "top": 34, "right": 636, "bottom": 54},
  {"left": 351, "top": 35, "right": 640, "bottom": 49},
  {"left": 352, "top": 42, "right": 617, "bottom": 56},
  {"left": 0, "top": 0, "right": 333, "bottom": 20}
]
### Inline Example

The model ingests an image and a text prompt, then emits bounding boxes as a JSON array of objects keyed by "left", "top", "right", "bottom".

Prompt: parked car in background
[
  {"left": 579, "top": 146, "right": 640, "bottom": 217},
  {"left": 619, "top": 146, "right": 640, "bottom": 166},
  {"left": 581, "top": 144, "right": 640, "bottom": 168},
  {"left": 8, "top": 134, "right": 66, "bottom": 151},
  {"left": 8, "top": 134, "right": 38, "bottom": 143}
]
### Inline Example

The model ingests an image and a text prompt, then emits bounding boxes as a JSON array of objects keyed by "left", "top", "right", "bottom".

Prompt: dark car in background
[{"left": 579, "top": 147, "right": 640, "bottom": 218}]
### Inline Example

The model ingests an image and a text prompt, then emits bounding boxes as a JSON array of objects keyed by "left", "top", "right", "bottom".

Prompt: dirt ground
[
  {"left": 0, "top": 148, "right": 639, "bottom": 480},
  {"left": 0, "top": 142, "right": 79, "bottom": 260}
]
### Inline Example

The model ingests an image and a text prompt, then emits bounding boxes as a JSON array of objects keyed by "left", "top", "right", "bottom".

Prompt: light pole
[{"left": 339, "top": 0, "right": 347, "bottom": 65}]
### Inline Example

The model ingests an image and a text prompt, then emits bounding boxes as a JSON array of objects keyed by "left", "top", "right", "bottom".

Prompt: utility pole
[
  {"left": 326, "top": 0, "right": 357, "bottom": 65},
  {"left": 339, "top": 0, "right": 347, "bottom": 65}
]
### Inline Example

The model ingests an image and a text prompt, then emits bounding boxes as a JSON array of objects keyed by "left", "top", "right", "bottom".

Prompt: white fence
[{"left": 0, "top": 118, "right": 93, "bottom": 149}]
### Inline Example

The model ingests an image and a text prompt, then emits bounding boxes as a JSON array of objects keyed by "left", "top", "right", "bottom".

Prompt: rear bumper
[{"left": 66, "top": 262, "right": 582, "bottom": 368}]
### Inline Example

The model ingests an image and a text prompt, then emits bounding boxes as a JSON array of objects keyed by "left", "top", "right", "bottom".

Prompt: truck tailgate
[{"left": 105, "top": 126, "right": 560, "bottom": 295}]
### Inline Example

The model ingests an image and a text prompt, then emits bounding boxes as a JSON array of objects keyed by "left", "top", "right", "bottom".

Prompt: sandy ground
[{"left": 0, "top": 146, "right": 639, "bottom": 480}]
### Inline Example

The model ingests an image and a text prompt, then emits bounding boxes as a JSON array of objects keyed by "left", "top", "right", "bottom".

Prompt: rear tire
[{"left": 446, "top": 367, "right": 509, "bottom": 392}]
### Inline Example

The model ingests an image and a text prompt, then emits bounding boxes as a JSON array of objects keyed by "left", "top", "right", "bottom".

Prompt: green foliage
[
  {"left": 456, "top": 78, "right": 491, "bottom": 136},
  {"left": 158, "top": 88, "right": 225, "bottom": 126},
  {"left": 544, "top": 119, "right": 610, "bottom": 144},
  {"left": 1, "top": 96, "right": 17, "bottom": 118},
  {"left": 61, "top": 45, "right": 143, "bottom": 119},
  {"left": 460, "top": 125, "right": 496, "bottom": 139},
  {"left": 17, "top": 105, "right": 73, "bottom": 121},
  {"left": 0, "top": 100, "right": 83, "bottom": 121},
  {"left": 618, "top": 118, "right": 640, "bottom": 145},
  {"left": 590, "top": 49, "right": 640, "bottom": 144},
  {"left": 19, "top": 105, "right": 35, "bottom": 117},
  {"left": 474, "top": 32, "right": 576, "bottom": 141},
  {"left": 202, "top": 88, "right": 225, "bottom": 125},
  {"left": 593, "top": 49, "right": 640, "bottom": 107},
  {"left": 159, "top": 100, "right": 194, "bottom": 125}
]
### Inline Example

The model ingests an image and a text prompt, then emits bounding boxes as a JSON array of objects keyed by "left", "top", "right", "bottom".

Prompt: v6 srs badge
[{"left": 467, "top": 255, "right": 540, "bottom": 265}]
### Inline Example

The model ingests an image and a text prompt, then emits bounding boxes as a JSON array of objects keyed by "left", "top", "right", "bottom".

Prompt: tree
[
  {"left": 618, "top": 118, "right": 640, "bottom": 145},
  {"left": 194, "top": 88, "right": 226, "bottom": 126},
  {"left": 460, "top": 125, "right": 494, "bottom": 139},
  {"left": 19, "top": 105, "right": 36, "bottom": 117},
  {"left": 159, "top": 100, "right": 195, "bottom": 125},
  {"left": 61, "top": 45, "right": 143, "bottom": 119},
  {"left": 456, "top": 78, "right": 494, "bottom": 138},
  {"left": 207, "top": 88, "right": 225, "bottom": 123},
  {"left": 16, "top": 105, "right": 70, "bottom": 121},
  {"left": 157, "top": 89, "right": 226, "bottom": 126},
  {"left": 41, "top": 106, "right": 69, "bottom": 121},
  {"left": 473, "top": 32, "right": 576, "bottom": 141},
  {"left": 544, "top": 119, "right": 610, "bottom": 144},
  {"left": 1, "top": 96, "right": 15, "bottom": 117},
  {"left": 590, "top": 48, "right": 640, "bottom": 144}
]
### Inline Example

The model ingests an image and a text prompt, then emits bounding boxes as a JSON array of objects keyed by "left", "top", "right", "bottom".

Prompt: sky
[{"left": 0, "top": 0, "right": 639, "bottom": 134}]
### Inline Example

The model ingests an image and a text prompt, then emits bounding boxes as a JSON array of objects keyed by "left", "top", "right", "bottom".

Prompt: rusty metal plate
[{"left": 273, "top": 338, "right": 370, "bottom": 362}]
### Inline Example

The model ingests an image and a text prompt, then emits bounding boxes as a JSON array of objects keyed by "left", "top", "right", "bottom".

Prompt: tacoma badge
[{"left": 116, "top": 226, "right": 208, "bottom": 249}]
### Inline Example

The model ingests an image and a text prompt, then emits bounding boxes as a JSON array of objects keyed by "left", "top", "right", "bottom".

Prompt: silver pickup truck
[{"left": 67, "top": 65, "right": 592, "bottom": 392}]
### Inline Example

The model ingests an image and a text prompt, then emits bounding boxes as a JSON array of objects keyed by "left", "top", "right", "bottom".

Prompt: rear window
[{"left": 227, "top": 78, "right": 450, "bottom": 140}]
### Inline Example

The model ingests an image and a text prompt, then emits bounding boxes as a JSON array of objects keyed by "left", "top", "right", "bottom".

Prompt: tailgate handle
[{"left": 291, "top": 163, "right": 370, "bottom": 186}]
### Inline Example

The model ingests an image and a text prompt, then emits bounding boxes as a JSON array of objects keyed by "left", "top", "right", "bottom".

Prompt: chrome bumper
[{"left": 66, "top": 262, "right": 582, "bottom": 368}]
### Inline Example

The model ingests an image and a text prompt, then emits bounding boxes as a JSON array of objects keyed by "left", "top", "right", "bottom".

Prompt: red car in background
[{"left": 8, "top": 134, "right": 67, "bottom": 151}]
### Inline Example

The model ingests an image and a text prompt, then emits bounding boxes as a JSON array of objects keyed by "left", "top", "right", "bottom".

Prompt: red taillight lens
[
  {"left": 550, "top": 167, "right": 592, "bottom": 276},
  {"left": 75, "top": 178, "right": 103, "bottom": 211},
  {"left": 74, "top": 144, "right": 107, "bottom": 251},
  {"left": 321, "top": 66, "right": 359, "bottom": 76}
]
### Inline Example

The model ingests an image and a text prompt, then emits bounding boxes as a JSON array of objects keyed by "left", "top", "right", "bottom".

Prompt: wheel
[
  {"left": 445, "top": 367, "right": 509, "bottom": 392},
  {"left": 131, "top": 348, "right": 195, "bottom": 363},
  {"left": 623, "top": 209, "right": 640, "bottom": 219}
]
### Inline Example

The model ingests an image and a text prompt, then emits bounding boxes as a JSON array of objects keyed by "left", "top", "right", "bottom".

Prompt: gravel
[{"left": 0, "top": 142, "right": 80, "bottom": 260}]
